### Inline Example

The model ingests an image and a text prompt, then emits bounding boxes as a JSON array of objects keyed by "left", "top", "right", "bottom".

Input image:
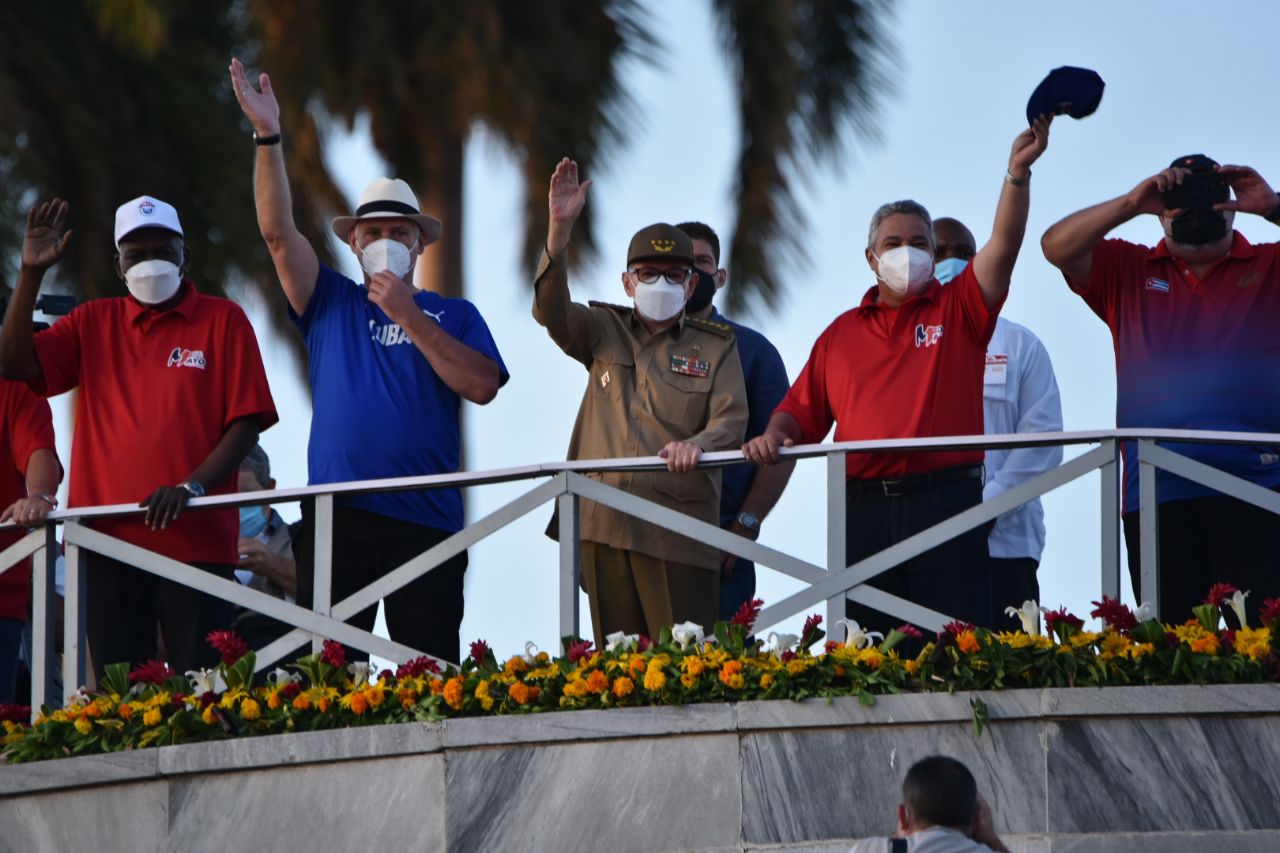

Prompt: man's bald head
[{"left": 933, "top": 218, "right": 977, "bottom": 262}]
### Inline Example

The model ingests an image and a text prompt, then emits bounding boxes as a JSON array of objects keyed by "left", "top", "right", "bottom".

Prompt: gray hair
[
  {"left": 240, "top": 443, "right": 271, "bottom": 486},
  {"left": 867, "top": 200, "right": 934, "bottom": 249}
]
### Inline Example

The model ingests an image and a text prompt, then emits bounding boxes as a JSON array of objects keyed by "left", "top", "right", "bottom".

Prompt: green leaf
[
  {"left": 970, "top": 696, "right": 989, "bottom": 738},
  {"left": 101, "top": 662, "right": 131, "bottom": 697}
]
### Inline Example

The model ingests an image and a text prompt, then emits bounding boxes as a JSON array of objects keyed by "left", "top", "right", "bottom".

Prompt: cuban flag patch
[{"left": 1145, "top": 277, "right": 1170, "bottom": 293}]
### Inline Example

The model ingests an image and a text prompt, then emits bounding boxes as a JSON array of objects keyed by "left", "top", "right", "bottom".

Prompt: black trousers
[
  {"left": 844, "top": 469, "right": 993, "bottom": 641},
  {"left": 1122, "top": 491, "right": 1280, "bottom": 627},
  {"left": 990, "top": 557, "right": 1040, "bottom": 631},
  {"left": 294, "top": 502, "right": 467, "bottom": 665},
  {"left": 85, "top": 552, "right": 234, "bottom": 681}
]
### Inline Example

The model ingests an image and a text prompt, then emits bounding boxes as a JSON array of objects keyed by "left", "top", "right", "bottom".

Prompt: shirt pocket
[
  {"left": 654, "top": 366, "right": 711, "bottom": 435},
  {"left": 590, "top": 350, "right": 634, "bottom": 403}
]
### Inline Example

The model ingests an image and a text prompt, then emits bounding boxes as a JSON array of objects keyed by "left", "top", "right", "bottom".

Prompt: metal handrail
[{"left": 3, "top": 427, "right": 1278, "bottom": 717}]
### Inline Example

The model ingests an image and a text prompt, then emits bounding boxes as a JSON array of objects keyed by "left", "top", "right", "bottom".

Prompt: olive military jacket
[{"left": 533, "top": 251, "right": 748, "bottom": 570}]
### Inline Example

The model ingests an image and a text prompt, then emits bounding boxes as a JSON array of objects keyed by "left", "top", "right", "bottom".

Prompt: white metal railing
[{"left": 3, "top": 427, "right": 1278, "bottom": 717}]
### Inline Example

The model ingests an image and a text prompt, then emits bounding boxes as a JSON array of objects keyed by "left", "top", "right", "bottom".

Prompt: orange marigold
[
  {"left": 628, "top": 656, "right": 647, "bottom": 677},
  {"left": 443, "top": 676, "right": 465, "bottom": 710},
  {"left": 643, "top": 667, "right": 667, "bottom": 692},
  {"left": 1190, "top": 635, "right": 1220, "bottom": 656},
  {"left": 118, "top": 704, "right": 134, "bottom": 721},
  {"left": 509, "top": 681, "right": 540, "bottom": 705},
  {"left": 428, "top": 677, "right": 445, "bottom": 696},
  {"left": 955, "top": 630, "right": 981, "bottom": 654},
  {"left": 585, "top": 670, "right": 609, "bottom": 694},
  {"left": 611, "top": 677, "right": 634, "bottom": 699},
  {"left": 349, "top": 691, "right": 369, "bottom": 716},
  {"left": 719, "top": 660, "right": 745, "bottom": 690}
]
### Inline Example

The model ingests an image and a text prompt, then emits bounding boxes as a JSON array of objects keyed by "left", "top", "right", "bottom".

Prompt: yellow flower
[
  {"left": 643, "top": 667, "right": 667, "bottom": 692},
  {"left": 857, "top": 648, "right": 884, "bottom": 670},
  {"left": 903, "top": 659, "right": 920, "bottom": 676},
  {"left": 786, "top": 657, "right": 816, "bottom": 676},
  {"left": 628, "top": 656, "right": 648, "bottom": 677},
  {"left": 611, "top": 677, "right": 634, "bottom": 698},
  {"left": 201, "top": 704, "right": 217, "bottom": 726},
  {"left": 240, "top": 699, "right": 261, "bottom": 720},
  {"left": 1098, "top": 632, "right": 1132, "bottom": 661},
  {"left": 503, "top": 655, "right": 529, "bottom": 675},
  {"left": 143, "top": 708, "right": 163, "bottom": 727},
  {"left": 1235, "top": 626, "right": 1272, "bottom": 661},
  {"left": 474, "top": 679, "right": 495, "bottom": 711},
  {"left": 680, "top": 656, "right": 705, "bottom": 677},
  {"left": 1130, "top": 642, "right": 1156, "bottom": 660},
  {"left": 1069, "top": 631, "right": 1102, "bottom": 649},
  {"left": 759, "top": 673, "right": 775, "bottom": 689},
  {"left": 718, "top": 660, "right": 745, "bottom": 690},
  {"left": 74, "top": 717, "right": 93, "bottom": 736}
]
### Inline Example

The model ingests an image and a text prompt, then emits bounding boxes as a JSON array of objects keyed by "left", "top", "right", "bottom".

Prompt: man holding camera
[{"left": 1042, "top": 154, "right": 1280, "bottom": 624}]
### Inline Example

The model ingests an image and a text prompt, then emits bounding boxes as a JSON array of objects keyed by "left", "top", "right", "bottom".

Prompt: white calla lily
[
  {"left": 186, "top": 668, "right": 226, "bottom": 695},
  {"left": 1135, "top": 602, "right": 1155, "bottom": 622},
  {"left": 521, "top": 641, "right": 541, "bottom": 664},
  {"left": 838, "top": 619, "right": 883, "bottom": 649},
  {"left": 1227, "top": 590, "right": 1251, "bottom": 628},
  {"left": 267, "top": 668, "right": 299, "bottom": 685},
  {"left": 1003, "top": 600, "right": 1042, "bottom": 636},
  {"left": 670, "top": 621, "right": 705, "bottom": 649},
  {"left": 767, "top": 632, "right": 800, "bottom": 653},
  {"left": 347, "top": 661, "right": 372, "bottom": 686},
  {"left": 605, "top": 631, "right": 640, "bottom": 652}
]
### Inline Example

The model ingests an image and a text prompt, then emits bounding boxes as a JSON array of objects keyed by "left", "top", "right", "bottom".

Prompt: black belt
[{"left": 849, "top": 464, "right": 984, "bottom": 499}]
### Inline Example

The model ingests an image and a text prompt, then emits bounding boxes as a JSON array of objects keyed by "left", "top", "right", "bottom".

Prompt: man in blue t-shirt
[
  {"left": 232, "top": 59, "right": 508, "bottom": 664},
  {"left": 675, "top": 222, "right": 793, "bottom": 621}
]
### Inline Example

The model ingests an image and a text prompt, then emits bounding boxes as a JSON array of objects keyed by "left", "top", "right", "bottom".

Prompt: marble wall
[{"left": 1, "top": 684, "right": 1277, "bottom": 853}]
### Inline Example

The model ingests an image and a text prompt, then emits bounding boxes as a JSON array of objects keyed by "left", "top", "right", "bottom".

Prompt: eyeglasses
[{"left": 629, "top": 267, "right": 692, "bottom": 285}]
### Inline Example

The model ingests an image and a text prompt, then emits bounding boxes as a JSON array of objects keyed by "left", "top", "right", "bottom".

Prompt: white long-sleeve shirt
[{"left": 983, "top": 316, "right": 1063, "bottom": 561}]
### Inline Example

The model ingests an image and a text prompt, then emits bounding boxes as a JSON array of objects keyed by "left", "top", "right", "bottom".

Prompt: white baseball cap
[
  {"left": 114, "top": 195, "right": 183, "bottom": 246},
  {"left": 331, "top": 177, "right": 442, "bottom": 244}
]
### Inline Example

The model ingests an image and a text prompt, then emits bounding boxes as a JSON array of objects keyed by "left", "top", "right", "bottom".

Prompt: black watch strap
[{"left": 253, "top": 131, "right": 282, "bottom": 146}]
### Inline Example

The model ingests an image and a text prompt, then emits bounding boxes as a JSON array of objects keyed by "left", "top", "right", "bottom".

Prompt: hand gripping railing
[{"left": 3, "top": 427, "right": 1279, "bottom": 717}]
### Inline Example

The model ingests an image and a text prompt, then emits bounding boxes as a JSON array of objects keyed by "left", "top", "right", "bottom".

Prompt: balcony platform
[{"left": 2, "top": 684, "right": 1279, "bottom": 852}]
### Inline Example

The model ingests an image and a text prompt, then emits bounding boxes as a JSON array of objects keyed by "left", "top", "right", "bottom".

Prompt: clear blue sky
[{"left": 41, "top": 0, "right": 1280, "bottom": 659}]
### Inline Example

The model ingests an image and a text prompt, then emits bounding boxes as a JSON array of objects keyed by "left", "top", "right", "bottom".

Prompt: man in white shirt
[
  {"left": 935, "top": 218, "right": 1063, "bottom": 629},
  {"left": 848, "top": 755, "right": 1010, "bottom": 853}
]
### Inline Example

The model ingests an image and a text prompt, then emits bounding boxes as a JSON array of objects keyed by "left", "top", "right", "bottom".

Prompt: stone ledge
[
  {"left": 0, "top": 749, "right": 157, "bottom": 796},
  {"left": 442, "top": 701, "right": 736, "bottom": 748}
]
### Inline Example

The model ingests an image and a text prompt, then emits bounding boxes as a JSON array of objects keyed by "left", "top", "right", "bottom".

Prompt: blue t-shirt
[
  {"left": 710, "top": 308, "right": 790, "bottom": 525},
  {"left": 291, "top": 266, "right": 509, "bottom": 531}
]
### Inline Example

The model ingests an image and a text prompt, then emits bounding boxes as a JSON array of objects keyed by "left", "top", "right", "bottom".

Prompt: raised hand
[
  {"left": 1215, "top": 165, "right": 1280, "bottom": 217},
  {"left": 22, "top": 199, "right": 72, "bottom": 272},
  {"left": 1125, "top": 167, "right": 1190, "bottom": 217},
  {"left": 1008, "top": 115, "right": 1052, "bottom": 179},
  {"left": 549, "top": 157, "right": 591, "bottom": 225},
  {"left": 229, "top": 57, "right": 281, "bottom": 136}
]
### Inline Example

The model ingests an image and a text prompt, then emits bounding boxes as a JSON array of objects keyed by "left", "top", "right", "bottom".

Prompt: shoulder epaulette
[
  {"left": 685, "top": 315, "right": 735, "bottom": 338},
  {"left": 587, "top": 300, "right": 633, "bottom": 314}
]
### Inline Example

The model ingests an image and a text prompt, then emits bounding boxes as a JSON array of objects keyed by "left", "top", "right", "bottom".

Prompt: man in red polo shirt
[
  {"left": 1042, "top": 154, "right": 1280, "bottom": 625},
  {"left": 0, "top": 377, "right": 60, "bottom": 703},
  {"left": 0, "top": 197, "right": 278, "bottom": 679},
  {"left": 744, "top": 118, "right": 1052, "bottom": 638}
]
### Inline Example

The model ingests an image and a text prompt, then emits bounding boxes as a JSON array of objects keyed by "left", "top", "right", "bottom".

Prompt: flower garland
[{"left": 3, "top": 588, "right": 1278, "bottom": 764}]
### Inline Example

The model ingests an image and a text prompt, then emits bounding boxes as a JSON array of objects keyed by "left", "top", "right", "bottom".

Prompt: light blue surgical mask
[
  {"left": 934, "top": 257, "right": 969, "bottom": 285},
  {"left": 239, "top": 506, "right": 268, "bottom": 539}
]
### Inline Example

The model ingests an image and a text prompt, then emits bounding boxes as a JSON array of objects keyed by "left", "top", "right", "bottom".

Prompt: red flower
[
  {"left": 1205, "top": 582, "right": 1239, "bottom": 607},
  {"left": 1042, "top": 608, "right": 1084, "bottom": 633},
  {"left": 824, "top": 640, "right": 841, "bottom": 654},
  {"left": 378, "top": 669, "right": 394, "bottom": 682},
  {"left": 731, "top": 598, "right": 765, "bottom": 632},
  {"left": 894, "top": 624, "right": 924, "bottom": 640},
  {"left": 780, "top": 650, "right": 797, "bottom": 663},
  {"left": 396, "top": 656, "right": 441, "bottom": 679},
  {"left": 320, "top": 639, "right": 346, "bottom": 669},
  {"left": 205, "top": 630, "right": 249, "bottom": 666},
  {"left": 198, "top": 691, "right": 218, "bottom": 708},
  {"left": 468, "top": 639, "right": 491, "bottom": 664},
  {"left": 802, "top": 613, "right": 823, "bottom": 635},
  {"left": 0, "top": 704, "right": 30, "bottom": 723},
  {"left": 942, "top": 620, "right": 975, "bottom": 637},
  {"left": 1089, "top": 597, "right": 1137, "bottom": 632},
  {"left": 171, "top": 693, "right": 187, "bottom": 709},
  {"left": 636, "top": 636, "right": 653, "bottom": 652},
  {"left": 281, "top": 682, "right": 301, "bottom": 700},
  {"left": 1261, "top": 597, "right": 1280, "bottom": 625},
  {"left": 129, "top": 659, "right": 176, "bottom": 685},
  {"left": 1221, "top": 629, "right": 1237, "bottom": 652},
  {"left": 566, "top": 639, "right": 594, "bottom": 664}
]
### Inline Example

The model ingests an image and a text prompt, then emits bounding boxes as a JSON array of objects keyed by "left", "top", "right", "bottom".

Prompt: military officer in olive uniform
[{"left": 535, "top": 157, "right": 748, "bottom": 646}]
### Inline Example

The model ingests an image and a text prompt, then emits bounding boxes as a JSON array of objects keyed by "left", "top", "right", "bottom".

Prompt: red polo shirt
[
  {"left": 0, "top": 380, "right": 58, "bottom": 622},
  {"left": 775, "top": 265, "right": 1000, "bottom": 478},
  {"left": 31, "top": 282, "right": 278, "bottom": 564}
]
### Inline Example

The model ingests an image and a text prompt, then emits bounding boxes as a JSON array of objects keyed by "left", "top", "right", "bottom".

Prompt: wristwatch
[
  {"left": 180, "top": 481, "right": 205, "bottom": 498},
  {"left": 736, "top": 512, "right": 760, "bottom": 538},
  {"left": 253, "top": 130, "right": 282, "bottom": 146}
]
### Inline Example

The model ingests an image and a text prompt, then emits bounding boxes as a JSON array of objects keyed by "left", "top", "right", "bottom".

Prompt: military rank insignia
[{"left": 670, "top": 354, "right": 710, "bottom": 378}]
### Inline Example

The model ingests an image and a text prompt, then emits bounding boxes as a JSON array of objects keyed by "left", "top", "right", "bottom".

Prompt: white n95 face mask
[
  {"left": 360, "top": 238, "right": 415, "bottom": 279},
  {"left": 124, "top": 259, "right": 182, "bottom": 305},
  {"left": 633, "top": 281, "right": 687, "bottom": 323},
  {"left": 873, "top": 245, "right": 934, "bottom": 295}
]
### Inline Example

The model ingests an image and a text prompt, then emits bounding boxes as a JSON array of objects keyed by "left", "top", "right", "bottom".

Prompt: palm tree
[{"left": 248, "top": 0, "right": 895, "bottom": 313}]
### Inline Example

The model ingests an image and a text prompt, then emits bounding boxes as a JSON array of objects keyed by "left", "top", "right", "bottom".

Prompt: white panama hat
[{"left": 331, "top": 177, "right": 442, "bottom": 244}]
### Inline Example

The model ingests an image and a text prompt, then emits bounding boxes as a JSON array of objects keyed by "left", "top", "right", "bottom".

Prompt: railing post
[
  {"left": 312, "top": 493, "right": 334, "bottom": 654},
  {"left": 826, "top": 451, "right": 847, "bottom": 636},
  {"left": 61, "top": 525, "right": 87, "bottom": 705},
  {"left": 1099, "top": 439, "right": 1121, "bottom": 601},
  {"left": 557, "top": 482, "right": 581, "bottom": 641},
  {"left": 30, "top": 525, "right": 58, "bottom": 718},
  {"left": 1137, "top": 439, "right": 1160, "bottom": 618}
]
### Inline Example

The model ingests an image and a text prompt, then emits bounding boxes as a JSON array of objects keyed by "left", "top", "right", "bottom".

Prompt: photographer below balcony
[{"left": 1042, "top": 155, "right": 1280, "bottom": 625}]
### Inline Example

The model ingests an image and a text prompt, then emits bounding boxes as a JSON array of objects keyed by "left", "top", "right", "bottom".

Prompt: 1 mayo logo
[
  {"left": 914, "top": 323, "right": 943, "bottom": 348},
  {"left": 139, "top": 200, "right": 155, "bottom": 216},
  {"left": 166, "top": 347, "right": 206, "bottom": 369}
]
